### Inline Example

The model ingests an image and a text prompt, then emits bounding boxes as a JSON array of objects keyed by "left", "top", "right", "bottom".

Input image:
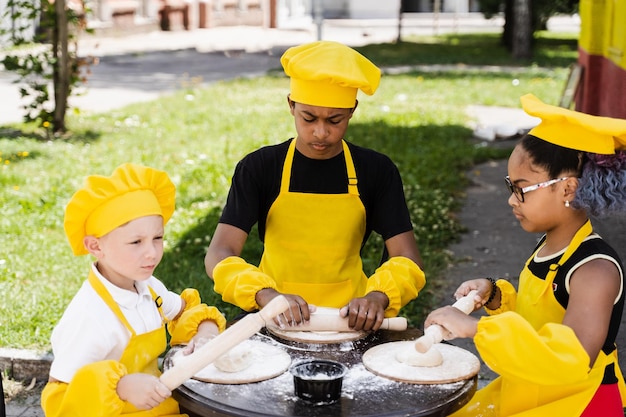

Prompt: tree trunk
[
  {"left": 502, "top": 0, "right": 514, "bottom": 50},
  {"left": 53, "top": 0, "right": 69, "bottom": 133},
  {"left": 397, "top": 0, "right": 403, "bottom": 43},
  {"left": 512, "top": 0, "right": 532, "bottom": 59}
]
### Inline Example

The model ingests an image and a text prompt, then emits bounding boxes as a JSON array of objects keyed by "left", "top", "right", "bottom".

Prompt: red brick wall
[
  {"left": 577, "top": 0, "right": 626, "bottom": 119},
  {"left": 577, "top": 48, "right": 626, "bottom": 118}
]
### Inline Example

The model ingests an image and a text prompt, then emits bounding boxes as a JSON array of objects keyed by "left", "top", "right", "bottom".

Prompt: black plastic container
[{"left": 290, "top": 359, "right": 348, "bottom": 405}]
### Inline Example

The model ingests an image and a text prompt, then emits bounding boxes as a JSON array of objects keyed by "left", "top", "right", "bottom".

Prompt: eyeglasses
[{"left": 504, "top": 176, "right": 570, "bottom": 203}]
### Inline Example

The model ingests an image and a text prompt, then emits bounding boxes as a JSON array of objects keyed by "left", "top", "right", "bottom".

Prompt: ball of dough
[
  {"left": 395, "top": 346, "right": 443, "bottom": 367},
  {"left": 214, "top": 344, "right": 254, "bottom": 373}
]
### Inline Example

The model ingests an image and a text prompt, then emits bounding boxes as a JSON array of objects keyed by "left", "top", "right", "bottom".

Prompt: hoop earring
[{"left": 565, "top": 200, "right": 570, "bottom": 208}]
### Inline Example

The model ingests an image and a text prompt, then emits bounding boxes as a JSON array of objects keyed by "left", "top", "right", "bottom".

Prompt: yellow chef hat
[
  {"left": 281, "top": 40, "right": 381, "bottom": 108},
  {"left": 521, "top": 93, "right": 626, "bottom": 154},
  {"left": 64, "top": 163, "right": 175, "bottom": 256}
]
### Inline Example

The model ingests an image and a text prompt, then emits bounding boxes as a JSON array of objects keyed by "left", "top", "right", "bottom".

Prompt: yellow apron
[
  {"left": 258, "top": 139, "right": 368, "bottom": 307},
  {"left": 42, "top": 271, "right": 184, "bottom": 417},
  {"left": 454, "top": 220, "right": 626, "bottom": 416}
]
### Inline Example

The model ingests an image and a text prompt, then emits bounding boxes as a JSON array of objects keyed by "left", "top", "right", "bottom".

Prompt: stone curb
[{"left": 0, "top": 348, "right": 52, "bottom": 382}]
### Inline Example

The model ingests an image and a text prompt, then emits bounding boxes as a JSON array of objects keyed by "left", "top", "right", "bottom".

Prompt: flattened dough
[
  {"left": 362, "top": 341, "right": 480, "bottom": 384},
  {"left": 214, "top": 343, "right": 254, "bottom": 373},
  {"left": 172, "top": 339, "right": 291, "bottom": 384},
  {"left": 268, "top": 327, "right": 366, "bottom": 344}
]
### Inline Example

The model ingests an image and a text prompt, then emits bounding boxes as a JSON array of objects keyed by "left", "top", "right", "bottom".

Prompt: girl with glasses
[{"left": 424, "top": 94, "right": 626, "bottom": 416}]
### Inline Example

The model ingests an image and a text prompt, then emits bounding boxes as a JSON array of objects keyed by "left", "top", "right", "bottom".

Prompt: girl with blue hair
[{"left": 424, "top": 94, "right": 626, "bottom": 416}]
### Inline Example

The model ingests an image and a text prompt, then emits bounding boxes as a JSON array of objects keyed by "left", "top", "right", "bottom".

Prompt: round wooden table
[{"left": 164, "top": 327, "right": 477, "bottom": 417}]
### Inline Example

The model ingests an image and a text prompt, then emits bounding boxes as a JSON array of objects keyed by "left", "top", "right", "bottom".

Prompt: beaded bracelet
[{"left": 485, "top": 277, "right": 498, "bottom": 305}]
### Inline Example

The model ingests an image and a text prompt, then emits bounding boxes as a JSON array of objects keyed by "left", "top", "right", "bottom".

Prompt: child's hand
[
  {"left": 455, "top": 278, "right": 495, "bottom": 308},
  {"left": 256, "top": 289, "right": 314, "bottom": 327},
  {"left": 182, "top": 336, "right": 211, "bottom": 355},
  {"left": 424, "top": 306, "right": 479, "bottom": 339},
  {"left": 340, "top": 292, "right": 388, "bottom": 331},
  {"left": 117, "top": 373, "right": 171, "bottom": 410},
  {"left": 183, "top": 320, "right": 220, "bottom": 355}
]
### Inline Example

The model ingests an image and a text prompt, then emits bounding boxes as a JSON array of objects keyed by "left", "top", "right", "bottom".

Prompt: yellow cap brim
[{"left": 522, "top": 94, "right": 626, "bottom": 154}]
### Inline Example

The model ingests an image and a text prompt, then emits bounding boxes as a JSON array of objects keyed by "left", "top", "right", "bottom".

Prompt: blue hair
[
  {"left": 573, "top": 152, "right": 626, "bottom": 217},
  {"left": 521, "top": 135, "right": 626, "bottom": 218}
]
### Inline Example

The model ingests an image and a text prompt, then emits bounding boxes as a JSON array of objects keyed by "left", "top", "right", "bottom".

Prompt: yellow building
[{"left": 577, "top": 0, "right": 626, "bottom": 118}]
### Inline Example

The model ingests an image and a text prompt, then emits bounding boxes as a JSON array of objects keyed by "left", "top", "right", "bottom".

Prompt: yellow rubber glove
[
  {"left": 213, "top": 256, "right": 277, "bottom": 311},
  {"left": 365, "top": 256, "right": 425, "bottom": 317}
]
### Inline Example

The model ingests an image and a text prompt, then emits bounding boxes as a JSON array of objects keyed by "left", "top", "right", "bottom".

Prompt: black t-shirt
[{"left": 219, "top": 139, "right": 414, "bottom": 247}]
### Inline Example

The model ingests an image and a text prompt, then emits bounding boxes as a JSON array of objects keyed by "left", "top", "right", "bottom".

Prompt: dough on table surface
[
  {"left": 362, "top": 341, "right": 480, "bottom": 384},
  {"left": 214, "top": 343, "right": 254, "bottom": 373},
  {"left": 395, "top": 345, "right": 443, "bottom": 367},
  {"left": 172, "top": 339, "right": 291, "bottom": 384},
  {"left": 268, "top": 327, "right": 366, "bottom": 343}
]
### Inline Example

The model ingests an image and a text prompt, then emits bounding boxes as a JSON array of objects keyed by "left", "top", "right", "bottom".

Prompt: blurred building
[{"left": 0, "top": 0, "right": 482, "bottom": 40}]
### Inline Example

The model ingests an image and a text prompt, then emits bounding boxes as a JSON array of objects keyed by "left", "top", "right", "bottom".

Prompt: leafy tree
[{"left": 1, "top": 0, "right": 92, "bottom": 135}]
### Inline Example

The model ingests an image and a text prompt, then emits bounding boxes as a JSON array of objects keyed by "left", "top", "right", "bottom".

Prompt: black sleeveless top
[{"left": 527, "top": 234, "right": 624, "bottom": 383}]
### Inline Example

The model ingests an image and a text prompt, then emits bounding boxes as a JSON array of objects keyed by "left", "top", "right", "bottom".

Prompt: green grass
[
  {"left": 360, "top": 31, "right": 579, "bottom": 67},
  {"left": 0, "top": 31, "right": 576, "bottom": 350}
]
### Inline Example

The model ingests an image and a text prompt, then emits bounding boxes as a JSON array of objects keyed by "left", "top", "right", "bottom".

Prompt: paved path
[{"left": 0, "top": 14, "right": 581, "bottom": 125}]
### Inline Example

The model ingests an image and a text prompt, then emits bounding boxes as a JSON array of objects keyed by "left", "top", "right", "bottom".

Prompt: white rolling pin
[
  {"left": 266, "top": 315, "right": 407, "bottom": 332},
  {"left": 160, "top": 295, "right": 291, "bottom": 391},
  {"left": 414, "top": 290, "right": 479, "bottom": 353}
]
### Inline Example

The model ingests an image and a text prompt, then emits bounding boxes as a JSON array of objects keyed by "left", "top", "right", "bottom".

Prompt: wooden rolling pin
[
  {"left": 414, "top": 290, "right": 479, "bottom": 353},
  {"left": 266, "top": 314, "right": 407, "bottom": 332},
  {"left": 160, "top": 295, "right": 290, "bottom": 390}
]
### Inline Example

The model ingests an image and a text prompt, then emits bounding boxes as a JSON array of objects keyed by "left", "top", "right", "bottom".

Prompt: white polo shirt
[{"left": 49, "top": 263, "right": 182, "bottom": 382}]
